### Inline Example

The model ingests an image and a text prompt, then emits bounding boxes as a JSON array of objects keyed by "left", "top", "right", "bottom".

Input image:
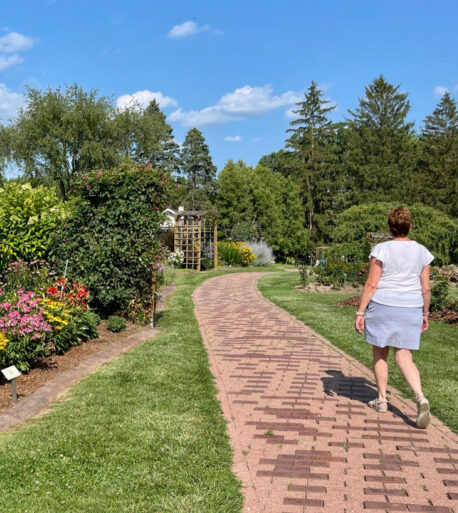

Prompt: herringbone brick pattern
[{"left": 193, "top": 273, "right": 458, "bottom": 513}]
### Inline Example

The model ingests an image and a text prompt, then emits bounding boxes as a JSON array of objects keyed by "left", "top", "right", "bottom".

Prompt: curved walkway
[{"left": 193, "top": 273, "right": 457, "bottom": 513}]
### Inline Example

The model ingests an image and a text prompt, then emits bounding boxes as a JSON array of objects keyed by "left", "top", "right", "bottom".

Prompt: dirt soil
[
  {"left": 0, "top": 320, "right": 143, "bottom": 413},
  {"left": 337, "top": 295, "right": 458, "bottom": 326}
]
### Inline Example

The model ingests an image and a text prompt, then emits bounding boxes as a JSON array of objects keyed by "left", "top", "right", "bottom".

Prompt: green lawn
[
  {"left": 258, "top": 272, "right": 458, "bottom": 434},
  {"left": 0, "top": 268, "right": 267, "bottom": 513}
]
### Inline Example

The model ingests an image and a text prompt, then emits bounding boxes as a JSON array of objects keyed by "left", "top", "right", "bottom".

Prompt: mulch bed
[
  {"left": 0, "top": 320, "right": 143, "bottom": 414},
  {"left": 337, "top": 295, "right": 458, "bottom": 326}
]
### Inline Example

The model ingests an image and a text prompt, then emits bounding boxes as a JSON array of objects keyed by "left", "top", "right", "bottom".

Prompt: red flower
[{"left": 47, "top": 286, "right": 59, "bottom": 296}]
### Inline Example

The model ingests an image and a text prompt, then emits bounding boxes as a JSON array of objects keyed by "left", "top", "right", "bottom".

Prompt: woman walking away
[{"left": 355, "top": 206, "right": 434, "bottom": 428}]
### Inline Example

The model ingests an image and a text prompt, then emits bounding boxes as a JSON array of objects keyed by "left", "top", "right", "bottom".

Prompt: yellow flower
[
  {"left": 0, "top": 333, "right": 8, "bottom": 351},
  {"left": 56, "top": 326, "right": 63, "bottom": 330}
]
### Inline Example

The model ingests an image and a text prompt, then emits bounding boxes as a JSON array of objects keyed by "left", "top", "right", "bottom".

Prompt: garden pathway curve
[{"left": 193, "top": 272, "right": 458, "bottom": 513}]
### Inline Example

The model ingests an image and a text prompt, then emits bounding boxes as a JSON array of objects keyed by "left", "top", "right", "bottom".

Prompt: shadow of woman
[{"left": 321, "top": 369, "right": 417, "bottom": 428}]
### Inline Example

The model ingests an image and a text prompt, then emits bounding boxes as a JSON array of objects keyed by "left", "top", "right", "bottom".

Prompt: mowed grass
[
  {"left": 258, "top": 272, "right": 458, "bottom": 434},
  {"left": 0, "top": 269, "right": 262, "bottom": 513}
]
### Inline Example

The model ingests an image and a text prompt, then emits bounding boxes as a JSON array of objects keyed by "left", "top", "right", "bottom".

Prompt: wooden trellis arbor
[{"left": 174, "top": 210, "right": 218, "bottom": 271}]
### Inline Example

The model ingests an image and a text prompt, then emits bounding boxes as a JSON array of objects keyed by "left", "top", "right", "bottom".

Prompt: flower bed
[{"left": 0, "top": 261, "right": 99, "bottom": 371}]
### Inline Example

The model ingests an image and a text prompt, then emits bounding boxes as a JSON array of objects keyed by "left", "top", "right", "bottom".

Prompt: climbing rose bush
[{"left": 50, "top": 162, "right": 174, "bottom": 316}]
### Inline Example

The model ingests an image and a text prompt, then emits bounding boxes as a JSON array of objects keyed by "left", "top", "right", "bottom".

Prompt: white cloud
[
  {"left": 251, "top": 137, "right": 262, "bottom": 144},
  {"left": 433, "top": 86, "right": 448, "bottom": 98},
  {"left": 0, "top": 32, "right": 34, "bottom": 53},
  {"left": 168, "top": 21, "right": 210, "bottom": 39},
  {"left": 0, "top": 83, "right": 24, "bottom": 122},
  {"left": 0, "top": 54, "right": 23, "bottom": 71},
  {"left": 116, "top": 90, "right": 178, "bottom": 111},
  {"left": 286, "top": 106, "right": 296, "bottom": 119},
  {"left": 225, "top": 135, "right": 241, "bottom": 142},
  {"left": 169, "top": 85, "right": 303, "bottom": 127}
]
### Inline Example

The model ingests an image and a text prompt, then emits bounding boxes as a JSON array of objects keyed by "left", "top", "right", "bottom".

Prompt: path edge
[{"left": 0, "top": 326, "right": 159, "bottom": 433}]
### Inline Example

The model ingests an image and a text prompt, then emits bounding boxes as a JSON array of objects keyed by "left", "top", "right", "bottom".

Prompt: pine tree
[
  {"left": 285, "top": 81, "right": 340, "bottom": 240},
  {"left": 420, "top": 92, "right": 458, "bottom": 216},
  {"left": 346, "top": 75, "right": 418, "bottom": 204},
  {"left": 181, "top": 128, "right": 217, "bottom": 209},
  {"left": 123, "top": 99, "right": 180, "bottom": 174}
]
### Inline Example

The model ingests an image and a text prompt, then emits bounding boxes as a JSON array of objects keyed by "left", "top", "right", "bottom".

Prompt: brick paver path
[{"left": 193, "top": 273, "right": 458, "bottom": 513}]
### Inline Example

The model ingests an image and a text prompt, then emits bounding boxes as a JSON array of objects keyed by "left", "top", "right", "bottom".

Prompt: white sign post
[{"left": 1, "top": 365, "right": 21, "bottom": 403}]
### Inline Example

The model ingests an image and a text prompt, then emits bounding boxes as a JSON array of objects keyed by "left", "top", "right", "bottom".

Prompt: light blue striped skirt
[{"left": 364, "top": 301, "right": 423, "bottom": 350}]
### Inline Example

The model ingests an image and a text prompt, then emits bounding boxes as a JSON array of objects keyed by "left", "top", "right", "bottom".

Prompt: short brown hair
[{"left": 388, "top": 206, "right": 412, "bottom": 237}]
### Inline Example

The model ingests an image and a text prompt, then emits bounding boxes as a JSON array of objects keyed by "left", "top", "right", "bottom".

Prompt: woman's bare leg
[
  {"left": 394, "top": 348, "right": 423, "bottom": 399},
  {"left": 372, "top": 346, "right": 389, "bottom": 401}
]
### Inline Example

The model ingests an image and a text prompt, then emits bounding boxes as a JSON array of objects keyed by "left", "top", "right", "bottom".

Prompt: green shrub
[
  {"left": 446, "top": 296, "right": 458, "bottom": 313},
  {"left": 230, "top": 222, "right": 258, "bottom": 242},
  {"left": 50, "top": 162, "right": 174, "bottom": 315},
  {"left": 0, "top": 260, "right": 54, "bottom": 295},
  {"left": 430, "top": 278, "right": 449, "bottom": 311},
  {"left": 313, "top": 259, "right": 368, "bottom": 288},
  {"left": 107, "top": 315, "right": 127, "bottom": 332},
  {"left": 333, "top": 203, "right": 458, "bottom": 265},
  {"left": 0, "top": 183, "right": 68, "bottom": 271},
  {"left": 218, "top": 241, "right": 242, "bottom": 266}
]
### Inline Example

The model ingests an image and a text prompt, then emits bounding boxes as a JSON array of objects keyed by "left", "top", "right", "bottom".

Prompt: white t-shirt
[{"left": 370, "top": 240, "right": 434, "bottom": 307}]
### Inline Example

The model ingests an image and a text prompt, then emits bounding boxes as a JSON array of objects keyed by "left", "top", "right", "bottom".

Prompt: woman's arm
[
  {"left": 355, "top": 257, "right": 383, "bottom": 334},
  {"left": 420, "top": 265, "right": 431, "bottom": 332}
]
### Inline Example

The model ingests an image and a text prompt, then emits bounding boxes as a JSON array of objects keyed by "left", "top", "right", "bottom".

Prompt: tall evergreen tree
[
  {"left": 122, "top": 100, "right": 180, "bottom": 174},
  {"left": 285, "top": 81, "right": 341, "bottom": 240},
  {"left": 346, "top": 75, "right": 418, "bottom": 204},
  {"left": 419, "top": 92, "right": 458, "bottom": 216},
  {"left": 181, "top": 128, "right": 217, "bottom": 209}
]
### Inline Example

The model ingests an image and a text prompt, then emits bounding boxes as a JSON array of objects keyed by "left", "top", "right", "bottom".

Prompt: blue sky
[{"left": 1, "top": 0, "right": 457, "bottom": 172}]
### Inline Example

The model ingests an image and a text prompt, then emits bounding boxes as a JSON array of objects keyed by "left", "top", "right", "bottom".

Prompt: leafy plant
[
  {"left": 430, "top": 278, "right": 449, "bottom": 312},
  {"left": 0, "top": 290, "right": 53, "bottom": 370},
  {"left": 230, "top": 222, "right": 258, "bottom": 242},
  {"left": 333, "top": 202, "right": 458, "bottom": 265},
  {"left": 217, "top": 241, "right": 256, "bottom": 267},
  {"left": 218, "top": 241, "right": 242, "bottom": 266},
  {"left": 107, "top": 315, "right": 127, "bottom": 332},
  {"left": 446, "top": 296, "right": 458, "bottom": 313},
  {"left": 50, "top": 162, "right": 174, "bottom": 315},
  {"left": 313, "top": 259, "right": 368, "bottom": 288},
  {"left": 0, "top": 183, "right": 68, "bottom": 272}
]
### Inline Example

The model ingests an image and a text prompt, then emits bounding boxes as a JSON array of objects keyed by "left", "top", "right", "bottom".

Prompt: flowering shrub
[
  {"left": 50, "top": 162, "right": 174, "bottom": 316},
  {"left": 0, "top": 290, "right": 53, "bottom": 370},
  {"left": 313, "top": 259, "right": 368, "bottom": 288},
  {"left": 240, "top": 244, "right": 256, "bottom": 266},
  {"left": 218, "top": 241, "right": 257, "bottom": 267},
  {"left": 0, "top": 332, "right": 7, "bottom": 350},
  {"left": 0, "top": 261, "right": 99, "bottom": 369},
  {"left": 431, "top": 265, "right": 458, "bottom": 283},
  {"left": 0, "top": 260, "right": 56, "bottom": 296},
  {"left": 46, "top": 277, "right": 90, "bottom": 310},
  {"left": 168, "top": 249, "right": 184, "bottom": 268}
]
